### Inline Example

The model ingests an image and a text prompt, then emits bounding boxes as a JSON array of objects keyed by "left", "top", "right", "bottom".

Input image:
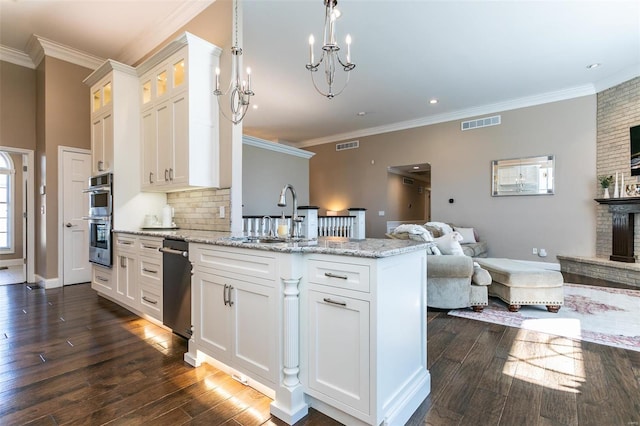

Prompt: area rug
[{"left": 448, "top": 283, "right": 640, "bottom": 352}]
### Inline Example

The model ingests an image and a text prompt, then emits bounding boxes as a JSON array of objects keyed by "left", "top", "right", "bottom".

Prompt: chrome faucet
[{"left": 277, "top": 184, "right": 303, "bottom": 238}]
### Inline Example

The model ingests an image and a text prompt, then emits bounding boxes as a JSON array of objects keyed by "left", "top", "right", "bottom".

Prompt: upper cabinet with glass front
[
  {"left": 137, "top": 32, "right": 222, "bottom": 192},
  {"left": 140, "top": 57, "right": 186, "bottom": 107},
  {"left": 84, "top": 60, "right": 139, "bottom": 175}
]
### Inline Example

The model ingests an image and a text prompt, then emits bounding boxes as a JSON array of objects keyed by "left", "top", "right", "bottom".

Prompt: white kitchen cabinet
[
  {"left": 138, "top": 32, "right": 221, "bottom": 192},
  {"left": 91, "top": 264, "right": 114, "bottom": 295},
  {"left": 114, "top": 234, "right": 138, "bottom": 309},
  {"left": 300, "top": 251, "right": 430, "bottom": 426},
  {"left": 307, "top": 288, "right": 370, "bottom": 414},
  {"left": 84, "top": 60, "right": 138, "bottom": 175},
  {"left": 190, "top": 244, "right": 278, "bottom": 386},
  {"left": 138, "top": 237, "right": 163, "bottom": 321},
  {"left": 92, "top": 233, "right": 163, "bottom": 322}
]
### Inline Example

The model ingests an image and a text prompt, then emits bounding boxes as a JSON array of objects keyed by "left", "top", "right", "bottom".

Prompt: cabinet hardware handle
[
  {"left": 159, "top": 247, "right": 188, "bottom": 257},
  {"left": 324, "top": 272, "right": 348, "bottom": 280},
  {"left": 142, "top": 268, "right": 157, "bottom": 274},
  {"left": 164, "top": 169, "right": 169, "bottom": 181},
  {"left": 223, "top": 284, "right": 228, "bottom": 306},
  {"left": 228, "top": 286, "right": 234, "bottom": 306},
  {"left": 142, "top": 296, "right": 158, "bottom": 305},
  {"left": 169, "top": 168, "right": 174, "bottom": 181},
  {"left": 96, "top": 276, "right": 108, "bottom": 282},
  {"left": 120, "top": 257, "right": 126, "bottom": 268},
  {"left": 120, "top": 241, "right": 133, "bottom": 245},
  {"left": 323, "top": 297, "right": 347, "bottom": 306},
  {"left": 142, "top": 245, "right": 157, "bottom": 249},
  {"left": 149, "top": 172, "right": 154, "bottom": 184},
  {"left": 65, "top": 222, "right": 73, "bottom": 228}
]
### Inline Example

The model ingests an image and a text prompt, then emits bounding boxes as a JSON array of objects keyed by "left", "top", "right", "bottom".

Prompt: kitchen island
[{"left": 111, "top": 231, "right": 431, "bottom": 426}]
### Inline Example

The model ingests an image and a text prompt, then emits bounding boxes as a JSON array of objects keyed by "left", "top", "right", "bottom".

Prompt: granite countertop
[{"left": 115, "top": 229, "right": 432, "bottom": 258}]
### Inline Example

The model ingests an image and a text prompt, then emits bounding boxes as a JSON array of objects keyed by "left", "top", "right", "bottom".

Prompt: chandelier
[
  {"left": 214, "top": 0, "right": 254, "bottom": 125},
  {"left": 305, "top": 0, "right": 355, "bottom": 99}
]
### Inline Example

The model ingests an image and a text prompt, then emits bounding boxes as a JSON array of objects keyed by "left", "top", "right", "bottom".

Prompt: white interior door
[{"left": 62, "top": 150, "right": 91, "bottom": 285}]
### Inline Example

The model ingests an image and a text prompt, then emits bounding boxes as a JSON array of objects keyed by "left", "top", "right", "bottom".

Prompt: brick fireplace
[{"left": 559, "top": 76, "right": 640, "bottom": 288}]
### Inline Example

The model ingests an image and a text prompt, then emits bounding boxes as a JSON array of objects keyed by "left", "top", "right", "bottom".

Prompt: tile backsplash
[{"left": 167, "top": 187, "right": 231, "bottom": 231}]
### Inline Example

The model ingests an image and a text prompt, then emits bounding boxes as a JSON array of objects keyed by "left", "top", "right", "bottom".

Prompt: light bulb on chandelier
[
  {"left": 306, "top": 0, "right": 355, "bottom": 99},
  {"left": 214, "top": 0, "right": 254, "bottom": 124}
]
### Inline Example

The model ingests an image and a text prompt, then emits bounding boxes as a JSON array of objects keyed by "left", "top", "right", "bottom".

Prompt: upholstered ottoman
[{"left": 474, "top": 258, "right": 564, "bottom": 313}]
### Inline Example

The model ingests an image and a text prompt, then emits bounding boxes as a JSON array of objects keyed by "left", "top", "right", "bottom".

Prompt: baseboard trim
[
  {"left": 0, "top": 259, "right": 24, "bottom": 267},
  {"left": 36, "top": 275, "right": 60, "bottom": 289}
]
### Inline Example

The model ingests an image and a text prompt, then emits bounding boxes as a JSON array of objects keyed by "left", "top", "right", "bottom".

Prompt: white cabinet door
[
  {"left": 307, "top": 288, "right": 370, "bottom": 414},
  {"left": 193, "top": 269, "right": 232, "bottom": 363},
  {"left": 115, "top": 254, "right": 138, "bottom": 309},
  {"left": 141, "top": 107, "right": 158, "bottom": 188},
  {"left": 170, "top": 92, "right": 188, "bottom": 186},
  {"left": 91, "top": 111, "right": 113, "bottom": 174},
  {"left": 232, "top": 279, "right": 276, "bottom": 383},
  {"left": 155, "top": 100, "right": 172, "bottom": 186}
]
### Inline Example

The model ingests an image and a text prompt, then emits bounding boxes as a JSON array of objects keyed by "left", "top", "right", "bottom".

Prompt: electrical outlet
[
  {"left": 219, "top": 206, "right": 225, "bottom": 218},
  {"left": 539, "top": 248, "right": 547, "bottom": 257},
  {"left": 378, "top": 211, "right": 385, "bottom": 216},
  {"left": 532, "top": 248, "right": 538, "bottom": 255}
]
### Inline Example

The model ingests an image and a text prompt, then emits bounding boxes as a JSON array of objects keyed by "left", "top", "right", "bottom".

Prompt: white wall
[
  {"left": 242, "top": 137, "right": 312, "bottom": 216},
  {"left": 309, "top": 96, "right": 597, "bottom": 262}
]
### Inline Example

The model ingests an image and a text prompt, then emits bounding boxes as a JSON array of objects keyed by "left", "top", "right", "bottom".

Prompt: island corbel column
[{"left": 270, "top": 275, "right": 308, "bottom": 424}]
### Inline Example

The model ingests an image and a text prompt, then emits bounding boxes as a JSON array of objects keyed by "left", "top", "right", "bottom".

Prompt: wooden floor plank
[{"left": 1, "top": 284, "right": 638, "bottom": 426}]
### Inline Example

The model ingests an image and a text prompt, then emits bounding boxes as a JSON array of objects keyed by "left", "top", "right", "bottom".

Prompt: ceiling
[{"left": 1, "top": 1, "right": 639, "bottom": 147}]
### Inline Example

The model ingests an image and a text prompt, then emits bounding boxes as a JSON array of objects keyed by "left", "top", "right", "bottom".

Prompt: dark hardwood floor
[{"left": 1, "top": 283, "right": 638, "bottom": 425}]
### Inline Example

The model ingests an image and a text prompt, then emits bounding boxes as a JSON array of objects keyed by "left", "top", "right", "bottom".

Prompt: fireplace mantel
[{"left": 595, "top": 197, "right": 640, "bottom": 263}]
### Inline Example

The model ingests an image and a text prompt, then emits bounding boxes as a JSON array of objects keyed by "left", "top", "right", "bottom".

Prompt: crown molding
[
  {"left": 25, "top": 34, "right": 104, "bottom": 70},
  {"left": 243, "top": 135, "right": 315, "bottom": 159},
  {"left": 298, "top": 84, "right": 597, "bottom": 147},
  {"left": 117, "top": 0, "right": 214, "bottom": 65},
  {"left": 0, "top": 45, "right": 35, "bottom": 69}
]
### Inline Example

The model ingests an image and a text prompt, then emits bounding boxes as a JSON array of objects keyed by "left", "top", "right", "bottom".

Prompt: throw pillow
[
  {"left": 454, "top": 227, "right": 477, "bottom": 244},
  {"left": 472, "top": 265, "right": 492, "bottom": 286},
  {"left": 425, "top": 221, "right": 453, "bottom": 235},
  {"left": 433, "top": 232, "right": 465, "bottom": 256},
  {"left": 423, "top": 225, "right": 443, "bottom": 238}
]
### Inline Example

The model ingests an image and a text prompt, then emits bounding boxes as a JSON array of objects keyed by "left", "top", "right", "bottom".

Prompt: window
[{"left": 0, "top": 152, "right": 14, "bottom": 253}]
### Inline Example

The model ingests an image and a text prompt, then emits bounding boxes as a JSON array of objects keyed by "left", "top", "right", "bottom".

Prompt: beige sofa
[{"left": 427, "top": 255, "right": 491, "bottom": 311}]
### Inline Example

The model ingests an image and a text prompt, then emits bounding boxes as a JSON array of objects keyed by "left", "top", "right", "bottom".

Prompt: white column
[
  {"left": 348, "top": 208, "right": 366, "bottom": 239},
  {"left": 270, "top": 275, "right": 308, "bottom": 423}
]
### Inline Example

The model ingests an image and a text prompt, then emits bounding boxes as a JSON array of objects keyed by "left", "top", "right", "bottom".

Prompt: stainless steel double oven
[{"left": 85, "top": 173, "right": 113, "bottom": 267}]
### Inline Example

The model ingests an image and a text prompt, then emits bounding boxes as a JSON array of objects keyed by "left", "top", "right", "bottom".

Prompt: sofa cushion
[
  {"left": 434, "top": 232, "right": 465, "bottom": 256},
  {"left": 462, "top": 241, "right": 488, "bottom": 257},
  {"left": 474, "top": 258, "right": 563, "bottom": 287},
  {"left": 454, "top": 226, "right": 477, "bottom": 243}
]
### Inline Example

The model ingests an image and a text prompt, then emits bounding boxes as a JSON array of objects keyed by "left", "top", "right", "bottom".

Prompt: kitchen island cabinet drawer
[
  {"left": 307, "top": 259, "right": 370, "bottom": 293},
  {"left": 138, "top": 237, "right": 163, "bottom": 258},
  {"left": 92, "top": 265, "right": 113, "bottom": 295},
  {"left": 139, "top": 256, "right": 162, "bottom": 284},
  {"left": 190, "top": 244, "right": 276, "bottom": 283},
  {"left": 115, "top": 234, "right": 137, "bottom": 253},
  {"left": 140, "top": 284, "right": 162, "bottom": 321}
]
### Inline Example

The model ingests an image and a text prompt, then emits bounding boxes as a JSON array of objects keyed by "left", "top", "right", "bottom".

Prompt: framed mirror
[{"left": 492, "top": 155, "right": 554, "bottom": 196}]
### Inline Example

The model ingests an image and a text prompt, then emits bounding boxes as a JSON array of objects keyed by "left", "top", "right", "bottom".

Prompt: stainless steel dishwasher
[{"left": 159, "top": 238, "right": 192, "bottom": 339}]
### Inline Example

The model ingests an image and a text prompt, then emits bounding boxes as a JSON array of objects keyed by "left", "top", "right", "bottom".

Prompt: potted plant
[{"left": 599, "top": 175, "right": 613, "bottom": 198}]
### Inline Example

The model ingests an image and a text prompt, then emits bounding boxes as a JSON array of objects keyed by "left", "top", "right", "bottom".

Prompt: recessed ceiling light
[
  {"left": 357, "top": 111, "right": 366, "bottom": 116},
  {"left": 429, "top": 99, "right": 438, "bottom": 104},
  {"left": 586, "top": 63, "right": 601, "bottom": 69},
  {"left": 252, "top": 104, "right": 258, "bottom": 109},
  {"left": 413, "top": 166, "right": 420, "bottom": 170}
]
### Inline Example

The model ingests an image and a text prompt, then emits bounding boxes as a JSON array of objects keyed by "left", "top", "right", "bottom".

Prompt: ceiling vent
[
  {"left": 461, "top": 115, "right": 501, "bottom": 131},
  {"left": 336, "top": 140, "right": 359, "bottom": 151},
  {"left": 403, "top": 177, "right": 414, "bottom": 185}
]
